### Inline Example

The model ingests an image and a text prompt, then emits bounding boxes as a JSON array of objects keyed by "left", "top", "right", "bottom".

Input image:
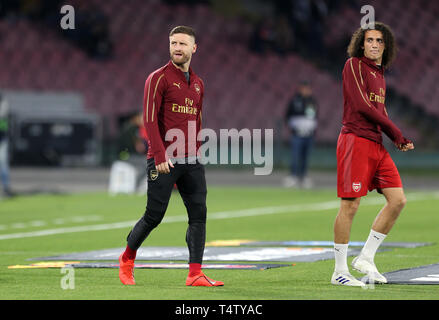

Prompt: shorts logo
[
  {"left": 150, "top": 169, "right": 158, "bottom": 181},
  {"left": 352, "top": 182, "right": 362, "bottom": 192}
]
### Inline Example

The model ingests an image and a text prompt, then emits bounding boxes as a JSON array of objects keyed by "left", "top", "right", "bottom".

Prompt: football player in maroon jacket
[{"left": 332, "top": 22, "right": 414, "bottom": 286}]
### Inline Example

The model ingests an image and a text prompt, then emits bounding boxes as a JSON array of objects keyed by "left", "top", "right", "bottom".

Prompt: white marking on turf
[
  {"left": 0, "top": 192, "right": 436, "bottom": 240},
  {"left": 0, "top": 215, "right": 103, "bottom": 232}
]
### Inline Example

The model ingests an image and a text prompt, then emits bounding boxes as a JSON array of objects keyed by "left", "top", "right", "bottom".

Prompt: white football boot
[
  {"left": 352, "top": 255, "right": 387, "bottom": 284},
  {"left": 331, "top": 271, "right": 366, "bottom": 287}
]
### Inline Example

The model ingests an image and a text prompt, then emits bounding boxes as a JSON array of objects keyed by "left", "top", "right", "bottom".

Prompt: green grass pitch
[{"left": 1, "top": 187, "right": 438, "bottom": 300}]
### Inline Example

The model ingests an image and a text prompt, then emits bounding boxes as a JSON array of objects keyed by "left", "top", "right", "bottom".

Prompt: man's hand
[
  {"left": 397, "top": 142, "right": 414, "bottom": 152},
  {"left": 156, "top": 159, "right": 174, "bottom": 174}
]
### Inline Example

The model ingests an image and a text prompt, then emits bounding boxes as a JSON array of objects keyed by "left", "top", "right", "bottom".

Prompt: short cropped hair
[
  {"left": 347, "top": 22, "right": 397, "bottom": 69},
  {"left": 169, "top": 26, "right": 196, "bottom": 40}
]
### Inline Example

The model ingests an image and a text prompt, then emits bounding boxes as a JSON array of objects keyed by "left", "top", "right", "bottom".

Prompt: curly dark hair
[{"left": 347, "top": 22, "right": 397, "bottom": 69}]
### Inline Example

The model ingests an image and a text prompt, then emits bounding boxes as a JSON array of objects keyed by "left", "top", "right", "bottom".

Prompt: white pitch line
[{"left": 0, "top": 191, "right": 437, "bottom": 241}]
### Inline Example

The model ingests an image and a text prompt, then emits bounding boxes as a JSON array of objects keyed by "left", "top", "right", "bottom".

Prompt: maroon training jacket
[
  {"left": 142, "top": 60, "right": 204, "bottom": 165},
  {"left": 341, "top": 56, "right": 410, "bottom": 146}
]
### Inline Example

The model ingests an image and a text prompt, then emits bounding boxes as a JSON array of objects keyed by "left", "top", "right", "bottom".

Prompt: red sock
[
  {"left": 122, "top": 245, "right": 136, "bottom": 262},
  {"left": 189, "top": 263, "right": 202, "bottom": 276}
]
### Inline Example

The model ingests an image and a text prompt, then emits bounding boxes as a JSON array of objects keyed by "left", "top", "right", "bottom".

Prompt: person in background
[
  {"left": 283, "top": 81, "right": 318, "bottom": 189},
  {"left": 0, "top": 94, "right": 13, "bottom": 198},
  {"left": 117, "top": 112, "right": 149, "bottom": 192}
]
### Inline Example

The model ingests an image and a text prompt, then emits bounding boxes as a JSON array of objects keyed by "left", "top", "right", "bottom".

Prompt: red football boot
[
  {"left": 119, "top": 253, "right": 136, "bottom": 285},
  {"left": 186, "top": 272, "right": 224, "bottom": 287}
]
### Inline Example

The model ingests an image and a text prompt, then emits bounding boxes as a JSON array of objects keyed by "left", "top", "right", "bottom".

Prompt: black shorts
[{"left": 145, "top": 158, "right": 207, "bottom": 224}]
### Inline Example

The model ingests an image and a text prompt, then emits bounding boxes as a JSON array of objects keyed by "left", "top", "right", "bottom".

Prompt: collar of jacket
[
  {"left": 167, "top": 60, "right": 194, "bottom": 83},
  {"left": 360, "top": 56, "right": 385, "bottom": 73}
]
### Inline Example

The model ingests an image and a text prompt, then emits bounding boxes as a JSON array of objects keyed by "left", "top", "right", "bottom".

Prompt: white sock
[
  {"left": 361, "top": 229, "right": 387, "bottom": 261},
  {"left": 334, "top": 243, "right": 349, "bottom": 273}
]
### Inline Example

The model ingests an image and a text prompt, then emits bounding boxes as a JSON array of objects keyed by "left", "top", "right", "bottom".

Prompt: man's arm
[
  {"left": 343, "top": 58, "right": 411, "bottom": 147},
  {"left": 143, "top": 72, "right": 168, "bottom": 166}
]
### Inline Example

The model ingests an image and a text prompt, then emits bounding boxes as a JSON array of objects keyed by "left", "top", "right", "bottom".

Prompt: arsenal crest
[
  {"left": 194, "top": 83, "right": 201, "bottom": 95},
  {"left": 352, "top": 182, "right": 362, "bottom": 192},
  {"left": 150, "top": 169, "right": 158, "bottom": 181}
]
